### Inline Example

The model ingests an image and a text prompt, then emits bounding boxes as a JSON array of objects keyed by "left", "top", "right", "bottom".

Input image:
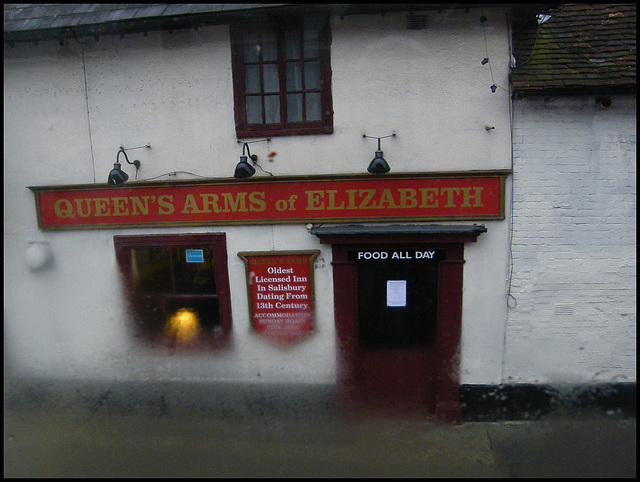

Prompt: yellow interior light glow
[{"left": 165, "top": 308, "right": 200, "bottom": 344}]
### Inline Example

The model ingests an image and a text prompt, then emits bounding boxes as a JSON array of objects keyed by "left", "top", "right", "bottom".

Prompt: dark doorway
[
  {"left": 312, "top": 224, "right": 486, "bottom": 422},
  {"left": 357, "top": 255, "right": 439, "bottom": 350}
]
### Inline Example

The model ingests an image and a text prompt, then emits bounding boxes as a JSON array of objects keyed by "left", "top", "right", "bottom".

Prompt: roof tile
[{"left": 512, "top": 3, "right": 636, "bottom": 94}]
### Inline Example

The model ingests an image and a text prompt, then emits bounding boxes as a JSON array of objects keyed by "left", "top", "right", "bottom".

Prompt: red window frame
[
  {"left": 114, "top": 233, "right": 233, "bottom": 349},
  {"left": 230, "top": 14, "right": 333, "bottom": 138}
]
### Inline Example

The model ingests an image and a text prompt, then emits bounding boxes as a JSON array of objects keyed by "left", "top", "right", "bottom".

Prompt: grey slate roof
[
  {"left": 4, "top": 4, "right": 542, "bottom": 44},
  {"left": 4, "top": 4, "right": 272, "bottom": 31},
  {"left": 3, "top": 4, "right": 289, "bottom": 43},
  {"left": 511, "top": 3, "right": 636, "bottom": 95}
]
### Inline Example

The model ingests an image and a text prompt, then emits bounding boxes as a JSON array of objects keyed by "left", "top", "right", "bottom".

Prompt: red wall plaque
[
  {"left": 28, "top": 172, "right": 508, "bottom": 229},
  {"left": 238, "top": 251, "right": 319, "bottom": 345}
]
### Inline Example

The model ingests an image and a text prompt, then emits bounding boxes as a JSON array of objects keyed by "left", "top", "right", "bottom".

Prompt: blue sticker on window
[{"left": 185, "top": 249, "right": 204, "bottom": 263}]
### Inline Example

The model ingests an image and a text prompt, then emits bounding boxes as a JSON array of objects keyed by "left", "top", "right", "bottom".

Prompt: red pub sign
[
  {"left": 238, "top": 251, "right": 319, "bottom": 345},
  {"left": 28, "top": 172, "right": 507, "bottom": 229}
]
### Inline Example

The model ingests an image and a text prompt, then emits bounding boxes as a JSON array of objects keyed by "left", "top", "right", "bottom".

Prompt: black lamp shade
[
  {"left": 108, "top": 163, "right": 129, "bottom": 185},
  {"left": 367, "top": 150, "right": 390, "bottom": 174},
  {"left": 234, "top": 155, "right": 256, "bottom": 179}
]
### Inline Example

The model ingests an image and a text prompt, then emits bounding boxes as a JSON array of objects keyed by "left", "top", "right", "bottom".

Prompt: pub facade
[{"left": 4, "top": 4, "right": 635, "bottom": 420}]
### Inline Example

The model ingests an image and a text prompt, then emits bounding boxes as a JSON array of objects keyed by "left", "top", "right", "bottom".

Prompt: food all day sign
[
  {"left": 238, "top": 251, "right": 319, "bottom": 345},
  {"left": 29, "top": 173, "right": 507, "bottom": 229}
]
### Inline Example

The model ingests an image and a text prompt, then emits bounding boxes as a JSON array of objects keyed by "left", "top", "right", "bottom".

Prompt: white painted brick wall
[{"left": 503, "top": 95, "right": 636, "bottom": 384}]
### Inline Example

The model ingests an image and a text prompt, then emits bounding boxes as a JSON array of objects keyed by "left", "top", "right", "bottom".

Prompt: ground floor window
[{"left": 114, "top": 233, "right": 232, "bottom": 349}]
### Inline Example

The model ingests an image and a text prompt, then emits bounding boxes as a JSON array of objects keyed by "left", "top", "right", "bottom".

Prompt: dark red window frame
[
  {"left": 230, "top": 14, "right": 333, "bottom": 138},
  {"left": 114, "top": 233, "right": 233, "bottom": 349}
]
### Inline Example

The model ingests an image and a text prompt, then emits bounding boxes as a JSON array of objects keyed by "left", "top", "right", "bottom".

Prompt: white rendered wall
[
  {"left": 4, "top": 8, "right": 512, "bottom": 385},
  {"left": 504, "top": 95, "right": 637, "bottom": 385}
]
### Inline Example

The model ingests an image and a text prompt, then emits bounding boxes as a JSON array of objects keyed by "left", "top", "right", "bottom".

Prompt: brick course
[{"left": 504, "top": 94, "right": 636, "bottom": 383}]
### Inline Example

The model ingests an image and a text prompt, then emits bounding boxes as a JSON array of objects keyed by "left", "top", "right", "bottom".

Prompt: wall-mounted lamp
[
  {"left": 25, "top": 240, "right": 52, "bottom": 270},
  {"left": 108, "top": 144, "right": 149, "bottom": 186},
  {"left": 234, "top": 139, "right": 272, "bottom": 179},
  {"left": 595, "top": 96, "right": 612, "bottom": 109},
  {"left": 363, "top": 133, "right": 396, "bottom": 174},
  {"left": 234, "top": 142, "right": 258, "bottom": 179}
]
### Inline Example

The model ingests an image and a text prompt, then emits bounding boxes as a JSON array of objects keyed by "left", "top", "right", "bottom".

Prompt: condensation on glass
[{"left": 114, "top": 234, "right": 232, "bottom": 349}]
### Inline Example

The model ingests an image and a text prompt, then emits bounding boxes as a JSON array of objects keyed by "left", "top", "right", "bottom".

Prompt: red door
[
  {"left": 326, "top": 237, "right": 471, "bottom": 422},
  {"left": 353, "top": 252, "right": 440, "bottom": 412}
]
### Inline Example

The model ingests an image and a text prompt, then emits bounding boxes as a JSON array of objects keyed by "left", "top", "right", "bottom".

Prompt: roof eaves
[
  {"left": 3, "top": 4, "right": 290, "bottom": 44},
  {"left": 4, "top": 4, "right": 533, "bottom": 45}
]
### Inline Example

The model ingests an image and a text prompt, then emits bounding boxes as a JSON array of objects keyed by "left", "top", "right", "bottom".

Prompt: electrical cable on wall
[
  {"left": 71, "top": 28, "right": 97, "bottom": 183},
  {"left": 480, "top": 12, "right": 505, "bottom": 93},
  {"left": 142, "top": 171, "right": 210, "bottom": 181},
  {"left": 516, "top": 10, "right": 553, "bottom": 69},
  {"left": 506, "top": 10, "right": 517, "bottom": 309},
  {"left": 253, "top": 162, "right": 273, "bottom": 176}
]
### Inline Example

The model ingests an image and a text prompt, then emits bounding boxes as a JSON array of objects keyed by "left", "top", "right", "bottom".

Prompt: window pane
[
  {"left": 304, "top": 35, "right": 320, "bottom": 59},
  {"left": 264, "top": 95, "right": 281, "bottom": 123},
  {"left": 263, "top": 64, "right": 279, "bottom": 93},
  {"left": 306, "top": 93, "right": 322, "bottom": 121},
  {"left": 304, "top": 61, "right": 321, "bottom": 90},
  {"left": 172, "top": 247, "right": 216, "bottom": 294},
  {"left": 165, "top": 299, "right": 221, "bottom": 337},
  {"left": 261, "top": 32, "right": 277, "bottom": 61},
  {"left": 286, "top": 62, "right": 303, "bottom": 91},
  {"left": 245, "top": 65, "right": 261, "bottom": 94},
  {"left": 303, "top": 15, "right": 324, "bottom": 58},
  {"left": 243, "top": 32, "right": 260, "bottom": 62},
  {"left": 287, "top": 94, "right": 303, "bottom": 122},
  {"left": 131, "top": 247, "right": 173, "bottom": 292},
  {"left": 285, "top": 29, "right": 301, "bottom": 59},
  {"left": 246, "top": 96, "right": 262, "bottom": 124}
]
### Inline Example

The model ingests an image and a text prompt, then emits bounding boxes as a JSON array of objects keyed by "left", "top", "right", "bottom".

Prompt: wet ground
[{"left": 4, "top": 406, "right": 635, "bottom": 477}]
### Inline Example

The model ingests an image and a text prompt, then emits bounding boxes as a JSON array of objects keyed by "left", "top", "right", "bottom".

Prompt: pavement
[{"left": 4, "top": 405, "right": 636, "bottom": 477}]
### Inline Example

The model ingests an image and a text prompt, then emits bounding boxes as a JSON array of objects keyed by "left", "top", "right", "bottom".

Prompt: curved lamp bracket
[
  {"left": 234, "top": 139, "right": 271, "bottom": 179},
  {"left": 363, "top": 132, "right": 396, "bottom": 174},
  {"left": 108, "top": 144, "right": 149, "bottom": 186}
]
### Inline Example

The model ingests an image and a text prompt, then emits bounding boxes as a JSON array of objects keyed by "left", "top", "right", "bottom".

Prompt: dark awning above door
[
  {"left": 310, "top": 224, "right": 487, "bottom": 236},
  {"left": 310, "top": 224, "right": 487, "bottom": 244}
]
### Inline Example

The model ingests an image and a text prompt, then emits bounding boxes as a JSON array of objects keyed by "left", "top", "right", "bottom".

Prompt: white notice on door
[{"left": 387, "top": 280, "right": 407, "bottom": 307}]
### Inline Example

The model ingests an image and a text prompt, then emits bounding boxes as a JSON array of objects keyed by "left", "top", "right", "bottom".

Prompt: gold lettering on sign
[
  {"left": 222, "top": 192, "right": 248, "bottom": 213},
  {"left": 305, "top": 190, "right": 324, "bottom": 210},
  {"left": 419, "top": 188, "right": 439, "bottom": 208},
  {"left": 93, "top": 198, "right": 110, "bottom": 216},
  {"left": 54, "top": 199, "right": 74, "bottom": 218},
  {"left": 158, "top": 195, "right": 174, "bottom": 215},
  {"left": 440, "top": 188, "right": 459, "bottom": 208},
  {"left": 398, "top": 189, "right": 418, "bottom": 208},
  {"left": 460, "top": 187, "right": 484, "bottom": 207},
  {"left": 75, "top": 198, "right": 92, "bottom": 217},
  {"left": 111, "top": 197, "right": 129, "bottom": 216},
  {"left": 130, "top": 196, "right": 151, "bottom": 216},
  {"left": 248, "top": 191, "right": 266, "bottom": 212},
  {"left": 36, "top": 175, "right": 500, "bottom": 229},
  {"left": 302, "top": 187, "right": 486, "bottom": 211}
]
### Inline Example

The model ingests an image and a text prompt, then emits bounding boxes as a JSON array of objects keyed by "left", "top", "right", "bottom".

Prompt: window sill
[{"left": 236, "top": 125, "right": 333, "bottom": 139}]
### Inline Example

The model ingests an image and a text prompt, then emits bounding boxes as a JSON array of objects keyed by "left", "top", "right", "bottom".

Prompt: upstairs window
[{"left": 231, "top": 14, "right": 333, "bottom": 138}]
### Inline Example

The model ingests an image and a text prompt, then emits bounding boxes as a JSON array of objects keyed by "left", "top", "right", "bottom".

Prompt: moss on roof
[{"left": 511, "top": 4, "right": 636, "bottom": 95}]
